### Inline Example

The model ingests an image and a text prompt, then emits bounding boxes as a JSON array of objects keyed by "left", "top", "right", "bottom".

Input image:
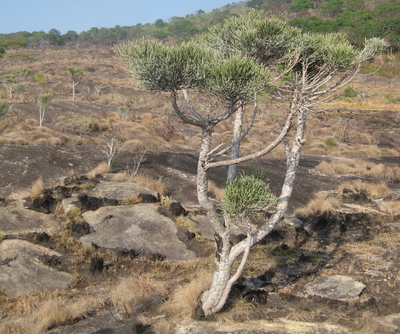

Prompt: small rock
[{"left": 305, "top": 275, "right": 366, "bottom": 302}]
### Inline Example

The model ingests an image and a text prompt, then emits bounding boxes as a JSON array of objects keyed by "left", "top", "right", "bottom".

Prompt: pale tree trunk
[
  {"left": 72, "top": 82, "right": 76, "bottom": 101},
  {"left": 227, "top": 106, "right": 244, "bottom": 181},
  {"left": 39, "top": 107, "right": 45, "bottom": 127},
  {"left": 200, "top": 103, "right": 307, "bottom": 317}
]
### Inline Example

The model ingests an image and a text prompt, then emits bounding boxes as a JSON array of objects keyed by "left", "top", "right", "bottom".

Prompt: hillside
[
  {"left": 0, "top": 5, "right": 400, "bottom": 334},
  {"left": 1, "top": 0, "right": 399, "bottom": 50}
]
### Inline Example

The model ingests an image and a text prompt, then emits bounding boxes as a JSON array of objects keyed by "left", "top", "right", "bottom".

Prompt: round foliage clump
[{"left": 222, "top": 174, "right": 277, "bottom": 216}]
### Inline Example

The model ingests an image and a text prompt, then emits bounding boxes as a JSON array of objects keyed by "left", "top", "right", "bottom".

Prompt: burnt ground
[{"left": 0, "top": 144, "right": 342, "bottom": 212}]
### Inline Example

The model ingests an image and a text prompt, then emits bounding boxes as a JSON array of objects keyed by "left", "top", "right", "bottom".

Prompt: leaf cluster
[{"left": 222, "top": 174, "right": 277, "bottom": 216}]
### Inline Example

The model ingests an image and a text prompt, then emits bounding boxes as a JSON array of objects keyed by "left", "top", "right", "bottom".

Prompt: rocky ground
[
  {"left": 1, "top": 47, "right": 400, "bottom": 333},
  {"left": 1, "top": 143, "right": 400, "bottom": 333}
]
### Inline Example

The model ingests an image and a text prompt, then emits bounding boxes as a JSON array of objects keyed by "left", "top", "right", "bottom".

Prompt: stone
[
  {"left": 169, "top": 202, "right": 188, "bottom": 217},
  {"left": 0, "top": 201, "right": 60, "bottom": 234},
  {"left": 81, "top": 204, "right": 197, "bottom": 261},
  {"left": 304, "top": 275, "right": 366, "bottom": 302},
  {"left": 0, "top": 239, "right": 73, "bottom": 295}
]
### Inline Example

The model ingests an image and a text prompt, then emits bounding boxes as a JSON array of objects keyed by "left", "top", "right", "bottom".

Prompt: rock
[
  {"left": 0, "top": 239, "right": 73, "bottom": 295},
  {"left": 86, "top": 181, "right": 158, "bottom": 202},
  {"left": 90, "top": 257, "right": 104, "bottom": 273},
  {"left": 304, "top": 275, "right": 366, "bottom": 302},
  {"left": 81, "top": 204, "right": 197, "bottom": 261},
  {"left": 0, "top": 201, "right": 60, "bottom": 234},
  {"left": 173, "top": 319, "right": 350, "bottom": 333},
  {"left": 169, "top": 202, "right": 188, "bottom": 217},
  {"left": 139, "top": 193, "right": 159, "bottom": 203},
  {"left": 78, "top": 193, "right": 119, "bottom": 211}
]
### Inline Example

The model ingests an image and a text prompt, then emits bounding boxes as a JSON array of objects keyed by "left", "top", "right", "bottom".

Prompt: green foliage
[
  {"left": 34, "top": 71, "right": 46, "bottom": 84},
  {"left": 115, "top": 38, "right": 212, "bottom": 92},
  {"left": 0, "top": 100, "right": 13, "bottom": 118},
  {"left": 12, "top": 83, "right": 30, "bottom": 93},
  {"left": 37, "top": 93, "right": 53, "bottom": 108},
  {"left": 222, "top": 174, "right": 277, "bottom": 216},
  {"left": 343, "top": 86, "right": 357, "bottom": 97},
  {"left": 244, "top": 167, "right": 267, "bottom": 180},
  {"left": 385, "top": 93, "right": 399, "bottom": 103},
  {"left": 206, "top": 55, "right": 271, "bottom": 105},
  {"left": 65, "top": 67, "right": 84, "bottom": 81},
  {"left": 289, "top": 0, "right": 314, "bottom": 12},
  {"left": 324, "top": 136, "right": 336, "bottom": 147},
  {"left": 204, "top": 10, "right": 300, "bottom": 64},
  {"left": 246, "top": 0, "right": 268, "bottom": 9}
]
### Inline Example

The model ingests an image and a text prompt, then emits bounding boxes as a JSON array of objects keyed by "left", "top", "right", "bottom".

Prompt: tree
[
  {"left": 0, "top": 100, "right": 14, "bottom": 119},
  {"left": 0, "top": 74, "right": 16, "bottom": 98},
  {"left": 289, "top": 0, "right": 314, "bottom": 12},
  {"left": 65, "top": 67, "right": 84, "bottom": 101},
  {"left": 115, "top": 12, "right": 387, "bottom": 317},
  {"left": 37, "top": 93, "right": 53, "bottom": 127}
]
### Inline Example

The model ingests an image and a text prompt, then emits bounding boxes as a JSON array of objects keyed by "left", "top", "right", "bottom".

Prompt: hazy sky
[{"left": 1, "top": 0, "right": 233, "bottom": 34}]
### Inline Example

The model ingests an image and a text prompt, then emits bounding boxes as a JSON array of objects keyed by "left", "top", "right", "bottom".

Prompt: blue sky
[{"left": 1, "top": 0, "right": 233, "bottom": 35}]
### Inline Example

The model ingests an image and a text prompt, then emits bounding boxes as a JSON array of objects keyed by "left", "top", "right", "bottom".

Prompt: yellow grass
[
  {"left": 134, "top": 173, "right": 165, "bottom": 194},
  {"left": 158, "top": 270, "right": 212, "bottom": 319},
  {"left": 87, "top": 162, "right": 109, "bottom": 178},
  {"left": 295, "top": 192, "right": 341, "bottom": 218},
  {"left": 30, "top": 177, "right": 44, "bottom": 198},
  {"left": 111, "top": 275, "right": 169, "bottom": 314}
]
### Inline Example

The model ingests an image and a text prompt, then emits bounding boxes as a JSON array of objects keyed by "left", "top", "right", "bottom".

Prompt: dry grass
[
  {"left": 87, "top": 162, "right": 109, "bottom": 178},
  {"left": 316, "top": 159, "right": 398, "bottom": 182},
  {"left": 111, "top": 274, "right": 169, "bottom": 315},
  {"left": 379, "top": 201, "right": 400, "bottom": 216},
  {"left": 158, "top": 270, "right": 212, "bottom": 319},
  {"left": 30, "top": 177, "right": 44, "bottom": 198},
  {"left": 295, "top": 192, "right": 341, "bottom": 218},
  {"left": 337, "top": 180, "right": 389, "bottom": 199},
  {"left": 0, "top": 293, "right": 103, "bottom": 334},
  {"left": 208, "top": 181, "right": 224, "bottom": 200},
  {"left": 133, "top": 173, "right": 165, "bottom": 195}
]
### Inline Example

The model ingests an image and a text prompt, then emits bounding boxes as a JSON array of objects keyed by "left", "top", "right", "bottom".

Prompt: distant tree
[
  {"left": 0, "top": 100, "right": 14, "bottom": 119},
  {"left": 246, "top": 0, "right": 268, "bottom": 9},
  {"left": 289, "top": 0, "right": 314, "bottom": 12},
  {"left": 320, "top": 0, "right": 344, "bottom": 16},
  {"left": 0, "top": 74, "right": 16, "bottom": 98},
  {"left": 37, "top": 93, "right": 53, "bottom": 127},
  {"left": 196, "top": 9, "right": 205, "bottom": 14},
  {"left": 65, "top": 67, "right": 84, "bottom": 101},
  {"left": 154, "top": 19, "right": 165, "bottom": 28}
]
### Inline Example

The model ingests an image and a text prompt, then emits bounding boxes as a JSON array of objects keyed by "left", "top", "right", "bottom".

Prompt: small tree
[
  {"left": 65, "top": 67, "right": 84, "bottom": 101},
  {"left": 0, "top": 100, "right": 14, "bottom": 119},
  {"left": 0, "top": 74, "right": 16, "bottom": 99},
  {"left": 116, "top": 13, "right": 387, "bottom": 317},
  {"left": 37, "top": 93, "right": 53, "bottom": 127}
]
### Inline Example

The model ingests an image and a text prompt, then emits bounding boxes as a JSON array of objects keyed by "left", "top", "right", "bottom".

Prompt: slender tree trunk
[
  {"left": 72, "top": 82, "right": 76, "bottom": 101},
  {"left": 227, "top": 106, "right": 244, "bottom": 181}
]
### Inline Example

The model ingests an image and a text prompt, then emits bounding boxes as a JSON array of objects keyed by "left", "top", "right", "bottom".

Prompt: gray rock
[
  {"left": 173, "top": 319, "right": 350, "bottom": 333},
  {"left": 86, "top": 181, "right": 158, "bottom": 202},
  {"left": 304, "top": 275, "right": 366, "bottom": 302},
  {"left": 81, "top": 204, "right": 197, "bottom": 261},
  {"left": 0, "top": 239, "right": 73, "bottom": 295},
  {"left": 0, "top": 201, "right": 60, "bottom": 234}
]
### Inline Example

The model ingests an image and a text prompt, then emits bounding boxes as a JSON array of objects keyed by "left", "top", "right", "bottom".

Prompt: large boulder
[
  {"left": 0, "top": 239, "right": 73, "bottom": 295},
  {"left": 0, "top": 201, "right": 60, "bottom": 234},
  {"left": 81, "top": 204, "right": 197, "bottom": 261}
]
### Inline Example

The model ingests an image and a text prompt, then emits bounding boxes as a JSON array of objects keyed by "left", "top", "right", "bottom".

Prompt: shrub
[
  {"left": 324, "top": 136, "right": 336, "bottom": 148},
  {"left": 222, "top": 174, "right": 277, "bottom": 217},
  {"left": 343, "top": 86, "right": 357, "bottom": 98}
]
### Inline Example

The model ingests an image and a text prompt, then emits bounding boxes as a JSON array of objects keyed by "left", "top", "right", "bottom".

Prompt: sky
[{"left": 1, "top": 0, "right": 233, "bottom": 35}]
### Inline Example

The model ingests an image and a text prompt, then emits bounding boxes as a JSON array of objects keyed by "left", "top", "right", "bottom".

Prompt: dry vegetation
[{"left": 0, "top": 47, "right": 399, "bottom": 333}]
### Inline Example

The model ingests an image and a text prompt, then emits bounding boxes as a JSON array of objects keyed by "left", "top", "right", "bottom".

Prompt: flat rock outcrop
[
  {"left": 0, "top": 239, "right": 73, "bottom": 295},
  {"left": 0, "top": 201, "right": 60, "bottom": 234},
  {"left": 81, "top": 204, "right": 197, "bottom": 261},
  {"left": 304, "top": 275, "right": 366, "bottom": 302}
]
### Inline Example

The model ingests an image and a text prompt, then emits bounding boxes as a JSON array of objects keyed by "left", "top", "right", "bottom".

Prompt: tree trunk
[
  {"left": 227, "top": 107, "right": 244, "bottom": 181},
  {"left": 72, "top": 82, "right": 76, "bottom": 101},
  {"left": 200, "top": 106, "right": 307, "bottom": 317}
]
